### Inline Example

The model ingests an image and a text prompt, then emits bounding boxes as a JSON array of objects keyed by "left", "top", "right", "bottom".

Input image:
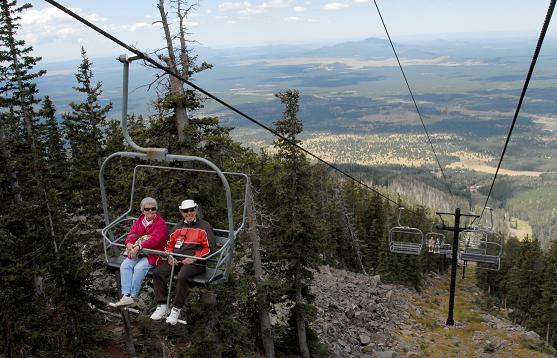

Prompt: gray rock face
[
  {"left": 359, "top": 334, "right": 371, "bottom": 345},
  {"left": 312, "top": 266, "right": 412, "bottom": 358},
  {"left": 374, "top": 351, "right": 402, "bottom": 358},
  {"left": 523, "top": 330, "right": 541, "bottom": 342},
  {"left": 311, "top": 266, "right": 545, "bottom": 358}
]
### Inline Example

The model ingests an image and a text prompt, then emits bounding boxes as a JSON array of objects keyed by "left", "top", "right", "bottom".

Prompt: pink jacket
[{"left": 124, "top": 214, "right": 168, "bottom": 266}]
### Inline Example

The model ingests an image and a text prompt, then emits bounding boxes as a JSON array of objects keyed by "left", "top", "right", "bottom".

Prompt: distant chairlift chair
[
  {"left": 437, "top": 242, "right": 453, "bottom": 258},
  {"left": 459, "top": 207, "right": 502, "bottom": 270},
  {"left": 459, "top": 228, "right": 502, "bottom": 270},
  {"left": 425, "top": 223, "right": 446, "bottom": 254},
  {"left": 389, "top": 207, "right": 424, "bottom": 255}
]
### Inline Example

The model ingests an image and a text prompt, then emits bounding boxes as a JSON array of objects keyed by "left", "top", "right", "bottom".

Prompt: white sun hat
[{"left": 178, "top": 199, "right": 197, "bottom": 210}]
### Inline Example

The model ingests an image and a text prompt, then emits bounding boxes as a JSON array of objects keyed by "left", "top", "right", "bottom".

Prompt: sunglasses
[
  {"left": 143, "top": 207, "right": 157, "bottom": 212},
  {"left": 180, "top": 208, "right": 196, "bottom": 213}
]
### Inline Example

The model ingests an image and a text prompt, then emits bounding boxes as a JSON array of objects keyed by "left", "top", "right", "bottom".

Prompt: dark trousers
[{"left": 152, "top": 263, "right": 205, "bottom": 308}]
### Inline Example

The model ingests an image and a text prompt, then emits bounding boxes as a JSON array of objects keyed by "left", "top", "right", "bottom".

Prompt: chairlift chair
[
  {"left": 100, "top": 163, "right": 250, "bottom": 286},
  {"left": 389, "top": 207, "right": 424, "bottom": 255},
  {"left": 425, "top": 223, "right": 446, "bottom": 254},
  {"left": 437, "top": 243, "right": 453, "bottom": 258},
  {"left": 459, "top": 227, "right": 502, "bottom": 271},
  {"left": 100, "top": 53, "right": 250, "bottom": 288}
]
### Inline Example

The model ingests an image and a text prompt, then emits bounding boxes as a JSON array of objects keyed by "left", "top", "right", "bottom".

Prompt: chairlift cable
[
  {"left": 480, "top": 0, "right": 556, "bottom": 220},
  {"left": 371, "top": 0, "right": 454, "bottom": 198},
  {"left": 43, "top": 0, "right": 422, "bottom": 215}
]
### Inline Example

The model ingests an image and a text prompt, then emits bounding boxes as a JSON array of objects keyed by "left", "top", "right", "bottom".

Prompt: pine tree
[
  {"left": 363, "top": 191, "right": 387, "bottom": 272},
  {"left": 0, "top": 0, "right": 46, "bottom": 205},
  {"left": 533, "top": 239, "right": 557, "bottom": 345},
  {"left": 38, "top": 96, "right": 66, "bottom": 180},
  {"left": 507, "top": 237, "right": 544, "bottom": 326},
  {"left": 0, "top": 2, "right": 50, "bottom": 355},
  {"left": 62, "top": 47, "right": 111, "bottom": 216},
  {"left": 36, "top": 96, "right": 70, "bottom": 237},
  {"left": 266, "top": 89, "right": 321, "bottom": 358}
]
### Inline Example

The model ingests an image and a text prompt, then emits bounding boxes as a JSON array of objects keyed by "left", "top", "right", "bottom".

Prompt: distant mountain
[
  {"left": 35, "top": 36, "right": 557, "bottom": 126},
  {"left": 303, "top": 37, "right": 394, "bottom": 58}
]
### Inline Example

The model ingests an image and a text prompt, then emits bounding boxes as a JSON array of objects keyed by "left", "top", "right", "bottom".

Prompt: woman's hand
[
  {"left": 128, "top": 245, "right": 139, "bottom": 259},
  {"left": 126, "top": 244, "right": 134, "bottom": 259},
  {"left": 167, "top": 255, "right": 176, "bottom": 266}
]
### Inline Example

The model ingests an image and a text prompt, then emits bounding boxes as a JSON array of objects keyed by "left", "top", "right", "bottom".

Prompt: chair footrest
[
  {"left": 460, "top": 253, "right": 499, "bottom": 265},
  {"left": 191, "top": 268, "right": 224, "bottom": 285},
  {"left": 390, "top": 242, "right": 422, "bottom": 255}
]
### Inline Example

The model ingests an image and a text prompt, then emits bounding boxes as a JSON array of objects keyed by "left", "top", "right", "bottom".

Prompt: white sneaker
[
  {"left": 150, "top": 304, "right": 169, "bottom": 320},
  {"left": 109, "top": 295, "right": 134, "bottom": 308},
  {"left": 166, "top": 307, "right": 181, "bottom": 325}
]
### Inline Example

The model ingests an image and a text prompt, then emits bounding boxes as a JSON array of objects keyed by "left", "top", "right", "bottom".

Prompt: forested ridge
[{"left": 1, "top": 1, "right": 557, "bottom": 357}]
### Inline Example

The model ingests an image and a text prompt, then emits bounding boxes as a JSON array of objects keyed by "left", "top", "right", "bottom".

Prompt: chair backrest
[{"left": 389, "top": 226, "right": 424, "bottom": 255}]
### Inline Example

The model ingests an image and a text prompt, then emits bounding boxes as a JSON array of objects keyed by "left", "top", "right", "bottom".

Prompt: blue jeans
[{"left": 120, "top": 257, "right": 152, "bottom": 298}]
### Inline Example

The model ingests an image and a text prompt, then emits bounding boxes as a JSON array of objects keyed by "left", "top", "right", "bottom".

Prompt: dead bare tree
[
  {"left": 156, "top": 0, "right": 188, "bottom": 142},
  {"left": 247, "top": 184, "right": 276, "bottom": 358},
  {"left": 153, "top": 0, "right": 212, "bottom": 143},
  {"left": 334, "top": 188, "right": 367, "bottom": 274}
]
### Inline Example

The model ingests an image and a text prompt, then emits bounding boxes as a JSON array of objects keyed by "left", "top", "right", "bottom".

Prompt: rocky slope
[{"left": 311, "top": 265, "right": 556, "bottom": 358}]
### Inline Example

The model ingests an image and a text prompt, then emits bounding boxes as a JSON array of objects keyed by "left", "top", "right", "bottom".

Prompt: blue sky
[{"left": 24, "top": 0, "right": 556, "bottom": 62}]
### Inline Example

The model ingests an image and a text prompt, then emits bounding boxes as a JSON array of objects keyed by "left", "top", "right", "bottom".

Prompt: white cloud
[
  {"left": 220, "top": 0, "right": 293, "bottom": 16},
  {"left": 239, "top": 7, "right": 265, "bottom": 15},
  {"left": 294, "top": 6, "right": 306, "bottom": 12},
  {"left": 21, "top": 7, "right": 76, "bottom": 26},
  {"left": 323, "top": 2, "right": 349, "bottom": 10},
  {"left": 285, "top": 16, "right": 300, "bottom": 21},
  {"left": 20, "top": 7, "right": 88, "bottom": 44},
  {"left": 266, "top": 0, "right": 293, "bottom": 6},
  {"left": 120, "top": 22, "right": 154, "bottom": 32},
  {"left": 219, "top": 2, "right": 252, "bottom": 10},
  {"left": 84, "top": 13, "right": 107, "bottom": 23}
]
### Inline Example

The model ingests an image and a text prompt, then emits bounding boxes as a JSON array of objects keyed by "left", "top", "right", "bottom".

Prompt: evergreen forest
[{"left": 1, "top": 1, "right": 557, "bottom": 357}]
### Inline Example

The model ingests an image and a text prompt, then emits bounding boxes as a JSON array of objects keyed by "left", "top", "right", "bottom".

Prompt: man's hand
[
  {"left": 167, "top": 255, "right": 176, "bottom": 266},
  {"left": 182, "top": 258, "right": 195, "bottom": 265}
]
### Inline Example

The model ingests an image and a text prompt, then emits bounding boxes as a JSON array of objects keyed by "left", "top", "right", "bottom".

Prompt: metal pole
[
  {"left": 446, "top": 207, "right": 461, "bottom": 326},
  {"left": 167, "top": 259, "right": 175, "bottom": 308},
  {"left": 120, "top": 309, "right": 137, "bottom": 357},
  {"left": 119, "top": 55, "right": 149, "bottom": 153},
  {"left": 117, "top": 55, "right": 167, "bottom": 159}
]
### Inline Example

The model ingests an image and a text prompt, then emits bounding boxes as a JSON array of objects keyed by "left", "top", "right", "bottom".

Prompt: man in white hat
[{"left": 149, "top": 199, "right": 216, "bottom": 325}]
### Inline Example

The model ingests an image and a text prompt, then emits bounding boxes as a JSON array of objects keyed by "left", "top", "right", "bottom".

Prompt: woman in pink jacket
[{"left": 110, "top": 197, "right": 168, "bottom": 307}]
